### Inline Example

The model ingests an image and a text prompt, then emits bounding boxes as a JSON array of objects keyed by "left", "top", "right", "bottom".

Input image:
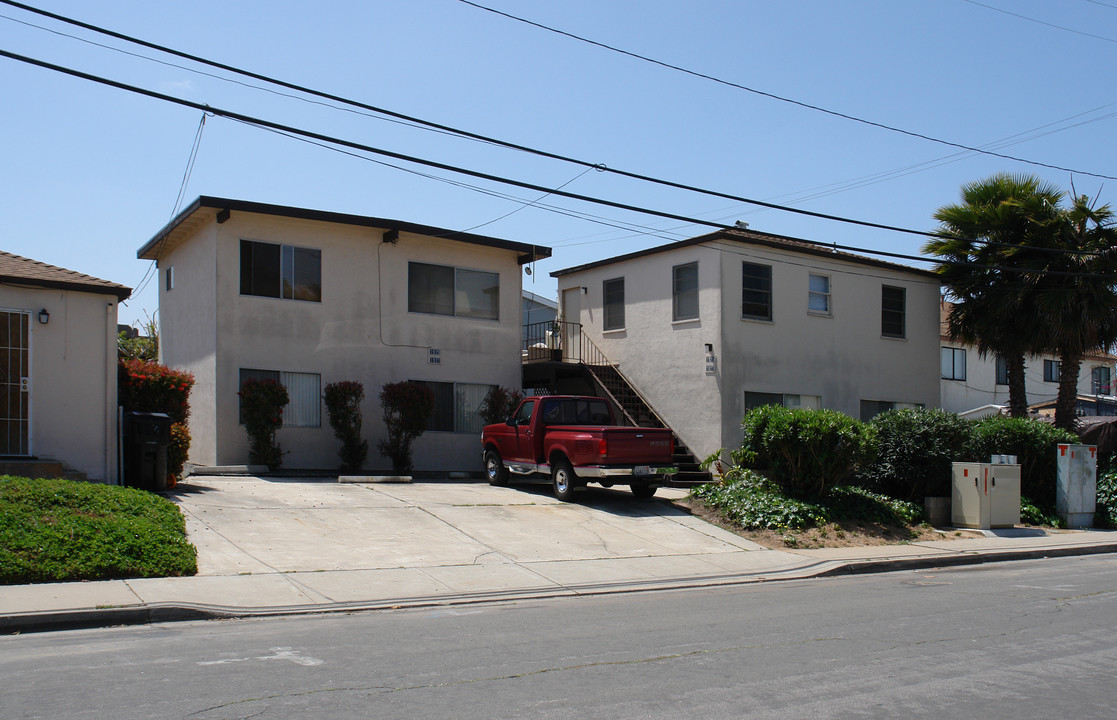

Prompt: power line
[
  {"left": 3, "top": 48, "right": 1113, "bottom": 279},
  {"left": 966, "top": 0, "right": 1117, "bottom": 44},
  {"left": 457, "top": 0, "right": 1117, "bottom": 182}
]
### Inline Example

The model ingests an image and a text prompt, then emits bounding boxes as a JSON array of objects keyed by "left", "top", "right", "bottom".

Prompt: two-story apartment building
[
  {"left": 552, "top": 227, "right": 942, "bottom": 461},
  {"left": 938, "top": 301, "right": 1117, "bottom": 417},
  {"left": 138, "top": 197, "right": 549, "bottom": 472}
]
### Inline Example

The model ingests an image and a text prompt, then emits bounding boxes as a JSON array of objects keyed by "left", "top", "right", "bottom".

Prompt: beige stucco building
[
  {"left": 553, "top": 228, "right": 942, "bottom": 461},
  {"left": 0, "top": 251, "right": 131, "bottom": 482},
  {"left": 138, "top": 197, "right": 549, "bottom": 473},
  {"left": 938, "top": 302, "right": 1117, "bottom": 417}
]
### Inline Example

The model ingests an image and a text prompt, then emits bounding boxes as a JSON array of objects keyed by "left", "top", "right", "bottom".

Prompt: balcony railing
[{"left": 522, "top": 320, "right": 611, "bottom": 365}]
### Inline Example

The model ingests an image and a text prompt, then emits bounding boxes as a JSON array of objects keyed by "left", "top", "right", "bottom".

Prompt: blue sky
[{"left": 2, "top": 0, "right": 1115, "bottom": 327}]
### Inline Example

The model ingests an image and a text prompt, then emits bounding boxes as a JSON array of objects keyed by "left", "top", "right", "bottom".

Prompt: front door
[
  {"left": 0, "top": 311, "right": 30, "bottom": 456},
  {"left": 560, "top": 288, "right": 582, "bottom": 362}
]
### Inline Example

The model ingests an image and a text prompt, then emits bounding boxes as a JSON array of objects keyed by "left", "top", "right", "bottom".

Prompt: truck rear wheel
[
  {"left": 630, "top": 484, "right": 657, "bottom": 500},
  {"left": 484, "top": 449, "right": 509, "bottom": 486},
  {"left": 552, "top": 459, "right": 580, "bottom": 502}
]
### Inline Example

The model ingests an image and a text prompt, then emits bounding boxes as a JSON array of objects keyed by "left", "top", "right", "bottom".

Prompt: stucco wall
[
  {"left": 0, "top": 287, "right": 118, "bottom": 481},
  {"left": 558, "top": 240, "right": 941, "bottom": 460},
  {"left": 160, "top": 210, "right": 524, "bottom": 472}
]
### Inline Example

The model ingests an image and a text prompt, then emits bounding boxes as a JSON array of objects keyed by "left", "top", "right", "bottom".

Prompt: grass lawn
[{"left": 0, "top": 475, "right": 197, "bottom": 584}]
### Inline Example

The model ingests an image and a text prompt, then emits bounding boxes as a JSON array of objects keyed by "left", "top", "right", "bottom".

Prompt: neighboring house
[
  {"left": 522, "top": 290, "right": 557, "bottom": 335},
  {"left": 0, "top": 251, "right": 131, "bottom": 482},
  {"left": 138, "top": 197, "right": 549, "bottom": 472},
  {"left": 938, "top": 301, "right": 1117, "bottom": 416},
  {"left": 552, "top": 227, "right": 941, "bottom": 461}
]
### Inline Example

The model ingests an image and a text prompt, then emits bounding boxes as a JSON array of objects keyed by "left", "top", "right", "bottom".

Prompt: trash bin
[{"left": 123, "top": 411, "right": 172, "bottom": 491}]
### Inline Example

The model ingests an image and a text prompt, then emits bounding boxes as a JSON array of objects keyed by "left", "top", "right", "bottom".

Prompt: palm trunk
[
  {"left": 1006, "top": 353, "right": 1028, "bottom": 417},
  {"left": 1055, "top": 350, "right": 1083, "bottom": 432}
]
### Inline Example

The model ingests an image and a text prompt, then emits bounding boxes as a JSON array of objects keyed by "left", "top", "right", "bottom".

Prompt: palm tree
[
  {"left": 1033, "top": 195, "right": 1117, "bottom": 430},
  {"left": 926, "top": 174, "right": 1063, "bottom": 418}
]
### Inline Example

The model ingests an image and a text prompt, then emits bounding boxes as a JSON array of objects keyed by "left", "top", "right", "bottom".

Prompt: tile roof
[{"left": 0, "top": 251, "right": 132, "bottom": 300}]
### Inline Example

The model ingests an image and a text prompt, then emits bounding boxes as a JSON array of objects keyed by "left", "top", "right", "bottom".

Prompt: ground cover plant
[{"left": 0, "top": 476, "right": 197, "bottom": 584}]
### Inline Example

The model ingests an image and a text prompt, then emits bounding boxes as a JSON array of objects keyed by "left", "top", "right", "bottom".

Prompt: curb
[{"left": 5, "top": 541, "right": 1116, "bottom": 635}]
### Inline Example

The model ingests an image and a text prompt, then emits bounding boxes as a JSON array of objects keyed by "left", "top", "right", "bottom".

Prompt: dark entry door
[{"left": 0, "top": 311, "right": 30, "bottom": 456}]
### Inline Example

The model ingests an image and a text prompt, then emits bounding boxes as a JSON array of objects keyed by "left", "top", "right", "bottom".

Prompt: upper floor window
[
  {"left": 1093, "top": 366, "right": 1111, "bottom": 395},
  {"left": 240, "top": 239, "right": 322, "bottom": 302},
  {"left": 808, "top": 273, "right": 830, "bottom": 315},
  {"left": 1043, "top": 359, "right": 1061, "bottom": 383},
  {"left": 941, "top": 347, "right": 966, "bottom": 381},
  {"left": 165, "top": 266, "right": 174, "bottom": 292},
  {"left": 408, "top": 262, "right": 499, "bottom": 320},
  {"left": 881, "top": 285, "right": 905, "bottom": 338},
  {"left": 995, "top": 355, "right": 1009, "bottom": 386},
  {"left": 603, "top": 277, "right": 625, "bottom": 331},
  {"left": 742, "top": 262, "right": 772, "bottom": 321},
  {"left": 672, "top": 262, "right": 698, "bottom": 321}
]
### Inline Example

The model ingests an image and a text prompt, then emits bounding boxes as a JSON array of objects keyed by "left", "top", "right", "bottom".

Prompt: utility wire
[
  {"left": 965, "top": 0, "right": 1117, "bottom": 44},
  {"left": 457, "top": 0, "right": 1117, "bottom": 181},
  {"left": 3, "top": 49, "right": 1112, "bottom": 278}
]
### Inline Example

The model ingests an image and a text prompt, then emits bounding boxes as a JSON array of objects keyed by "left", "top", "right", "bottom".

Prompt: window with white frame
[
  {"left": 742, "top": 262, "right": 772, "bottom": 320},
  {"left": 165, "top": 266, "right": 174, "bottom": 292},
  {"left": 603, "top": 277, "right": 625, "bottom": 331},
  {"left": 238, "top": 368, "right": 321, "bottom": 427},
  {"left": 995, "top": 355, "right": 1008, "bottom": 386},
  {"left": 808, "top": 273, "right": 830, "bottom": 315},
  {"left": 240, "top": 239, "right": 321, "bottom": 302},
  {"left": 672, "top": 262, "right": 698, "bottom": 321},
  {"left": 408, "top": 262, "right": 500, "bottom": 320},
  {"left": 1043, "top": 359, "right": 1061, "bottom": 383},
  {"left": 1092, "top": 366, "right": 1111, "bottom": 395},
  {"left": 413, "top": 380, "right": 496, "bottom": 433},
  {"left": 744, "top": 391, "right": 821, "bottom": 411},
  {"left": 941, "top": 347, "right": 966, "bottom": 380},
  {"left": 881, "top": 285, "right": 905, "bottom": 338}
]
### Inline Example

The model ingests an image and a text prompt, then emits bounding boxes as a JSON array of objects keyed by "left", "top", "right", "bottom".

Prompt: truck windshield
[{"left": 539, "top": 398, "right": 612, "bottom": 425}]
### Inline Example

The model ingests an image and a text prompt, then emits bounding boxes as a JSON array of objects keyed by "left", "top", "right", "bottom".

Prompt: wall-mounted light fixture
[
  {"left": 581, "top": 286, "right": 587, "bottom": 294},
  {"left": 705, "top": 343, "right": 713, "bottom": 353},
  {"left": 38, "top": 308, "right": 49, "bottom": 325}
]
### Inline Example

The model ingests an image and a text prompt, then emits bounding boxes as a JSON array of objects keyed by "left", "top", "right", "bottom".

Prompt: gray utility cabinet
[
  {"left": 952, "top": 461, "right": 1021, "bottom": 529},
  {"left": 1056, "top": 443, "right": 1097, "bottom": 529}
]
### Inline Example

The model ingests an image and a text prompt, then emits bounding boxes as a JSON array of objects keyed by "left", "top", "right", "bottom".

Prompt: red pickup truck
[{"left": 481, "top": 395, "right": 677, "bottom": 501}]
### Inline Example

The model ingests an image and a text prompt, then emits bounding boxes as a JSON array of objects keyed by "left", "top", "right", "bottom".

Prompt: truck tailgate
[{"left": 601, "top": 427, "right": 674, "bottom": 464}]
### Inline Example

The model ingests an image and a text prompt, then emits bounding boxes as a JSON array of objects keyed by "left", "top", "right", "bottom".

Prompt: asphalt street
[{"left": 3, "top": 554, "right": 1115, "bottom": 719}]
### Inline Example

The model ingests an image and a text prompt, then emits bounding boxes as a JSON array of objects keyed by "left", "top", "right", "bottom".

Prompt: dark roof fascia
[
  {"left": 138, "top": 196, "right": 552, "bottom": 264},
  {"left": 0, "top": 274, "right": 132, "bottom": 301},
  {"left": 551, "top": 229, "right": 939, "bottom": 280}
]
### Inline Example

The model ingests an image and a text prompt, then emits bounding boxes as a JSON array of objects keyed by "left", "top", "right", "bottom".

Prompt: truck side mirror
[{"left": 505, "top": 418, "right": 517, "bottom": 427}]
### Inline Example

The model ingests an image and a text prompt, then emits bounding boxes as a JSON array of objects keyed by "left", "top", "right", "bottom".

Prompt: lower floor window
[
  {"left": 859, "top": 399, "right": 923, "bottom": 422},
  {"left": 1043, "top": 359, "right": 1061, "bottom": 383},
  {"left": 745, "top": 391, "right": 821, "bottom": 411},
  {"left": 239, "top": 368, "right": 321, "bottom": 427},
  {"left": 413, "top": 380, "right": 496, "bottom": 433}
]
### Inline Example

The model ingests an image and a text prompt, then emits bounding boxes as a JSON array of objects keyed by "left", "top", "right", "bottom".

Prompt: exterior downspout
[{"left": 106, "top": 301, "right": 117, "bottom": 484}]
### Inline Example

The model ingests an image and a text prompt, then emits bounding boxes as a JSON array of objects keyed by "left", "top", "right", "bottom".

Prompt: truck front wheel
[
  {"left": 484, "top": 449, "right": 509, "bottom": 486},
  {"left": 552, "top": 459, "right": 580, "bottom": 502}
]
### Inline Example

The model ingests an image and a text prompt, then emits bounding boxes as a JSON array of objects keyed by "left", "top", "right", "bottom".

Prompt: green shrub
[
  {"left": 118, "top": 359, "right": 195, "bottom": 482},
  {"left": 826, "top": 486, "right": 925, "bottom": 525},
  {"left": 862, "top": 408, "right": 972, "bottom": 500},
  {"left": 967, "top": 417, "right": 1077, "bottom": 509},
  {"left": 238, "top": 378, "right": 289, "bottom": 470},
  {"left": 0, "top": 476, "right": 197, "bottom": 584},
  {"left": 739, "top": 405, "right": 875, "bottom": 502},
  {"left": 690, "top": 468, "right": 829, "bottom": 530},
  {"left": 1097, "top": 471, "right": 1117, "bottom": 529},
  {"left": 1021, "top": 496, "right": 1062, "bottom": 527},
  {"left": 324, "top": 381, "right": 368, "bottom": 473},
  {"left": 378, "top": 381, "right": 434, "bottom": 475}
]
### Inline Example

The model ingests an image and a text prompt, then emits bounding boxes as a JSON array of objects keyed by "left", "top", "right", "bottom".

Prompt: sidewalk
[{"left": 3, "top": 475, "right": 1115, "bottom": 633}]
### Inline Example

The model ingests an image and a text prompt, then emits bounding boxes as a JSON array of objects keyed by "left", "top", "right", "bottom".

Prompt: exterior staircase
[{"left": 522, "top": 321, "right": 712, "bottom": 487}]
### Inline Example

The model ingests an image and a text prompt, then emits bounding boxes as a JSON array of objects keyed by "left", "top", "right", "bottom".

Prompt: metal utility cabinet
[
  {"left": 1056, "top": 444, "right": 1097, "bottom": 529},
  {"left": 952, "top": 461, "right": 1021, "bottom": 529}
]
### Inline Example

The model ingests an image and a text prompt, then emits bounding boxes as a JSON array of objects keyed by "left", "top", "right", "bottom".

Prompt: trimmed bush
[
  {"left": 690, "top": 468, "right": 829, "bottom": 530},
  {"left": 378, "top": 381, "right": 434, "bottom": 475},
  {"left": 739, "top": 405, "right": 876, "bottom": 502},
  {"left": 1097, "top": 471, "right": 1117, "bottom": 529},
  {"left": 479, "top": 386, "right": 524, "bottom": 426},
  {"left": 118, "top": 359, "right": 195, "bottom": 482},
  {"left": 967, "top": 417, "right": 1077, "bottom": 509},
  {"left": 324, "top": 381, "right": 368, "bottom": 472},
  {"left": 238, "top": 378, "right": 289, "bottom": 470},
  {"left": 862, "top": 408, "right": 973, "bottom": 500}
]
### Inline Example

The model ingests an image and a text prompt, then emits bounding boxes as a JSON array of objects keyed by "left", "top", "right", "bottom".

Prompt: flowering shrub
[
  {"left": 377, "top": 381, "right": 433, "bottom": 475},
  {"left": 324, "top": 381, "right": 367, "bottom": 472},
  {"left": 478, "top": 386, "right": 523, "bottom": 426},
  {"left": 239, "top": 379, "right": 289, "bottom": 470},
  {"left": 118, "top": 359, "right": 195, "bottom": 482}
]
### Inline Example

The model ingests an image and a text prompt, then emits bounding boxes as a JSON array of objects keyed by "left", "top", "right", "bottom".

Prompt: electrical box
[
  {"left": 1056, "top": 444, "right": 1097, "bottom": 529},
  {"left": 952, "top": 461, "right": 1021, "bottom": 529}
]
